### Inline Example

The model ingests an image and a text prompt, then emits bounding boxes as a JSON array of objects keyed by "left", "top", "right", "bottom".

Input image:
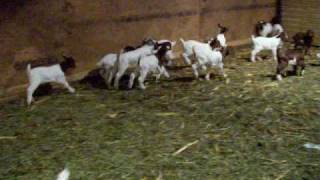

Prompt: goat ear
[{"left": 172, "top": 41, "right": 176, "bottom": 47}]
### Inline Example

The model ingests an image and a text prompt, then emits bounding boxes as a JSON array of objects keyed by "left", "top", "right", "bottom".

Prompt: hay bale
[{"left": 13, "top": 47, "right": 63, "bottom": 71}]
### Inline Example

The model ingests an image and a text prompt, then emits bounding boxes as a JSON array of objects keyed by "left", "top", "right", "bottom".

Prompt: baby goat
[
  {"left": 276, "top": 47, "right": 305, "bottom": 81},
  {"left": 192, "top": 39, "right": 226, "bottom": 80},
  {"left": 180, "top": 38, "right": 219, "bottom": 65},
  {"left": 255, "top": 20, "right": 284, "bottom": 37},
  {"left": 96, "top": 43, "right": 139, "bottom": 88},
  {"left": 97, "top": 39, "right": 156, "bottom": 88},
  {"left": 96, "top": 53, "right": 119, "bottom": 87},
  {"left": 129, "top": 43, "right": 172, "bottom": 90},
  {"left": 216, "top": 24, "right": 229, "bottom": 56},
  {"left": 113, "top": 39, "right": 157, "bottom": 89},
  {"left": 251, "top": 33, "right": 285, "bottom": 62},
  {"left": 26, "top": 56, "right": 76, "bottom": 105},
  {"left": 114, "top": 40, "right": 176, "bottom": 89}
]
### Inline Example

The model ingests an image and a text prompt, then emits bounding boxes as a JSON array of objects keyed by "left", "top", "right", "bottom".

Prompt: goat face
[
  {"left": 60, "top": 56, "right": 76, "bottom": 74},
  {"left": 218, "top": 24, "right": 228, "bottom": 34},
  {"left": 157, "top": 40, "right": 177, "bottom": 62},
  {"left": 209, "top": 38, "right": 222, "bottom": 50}
]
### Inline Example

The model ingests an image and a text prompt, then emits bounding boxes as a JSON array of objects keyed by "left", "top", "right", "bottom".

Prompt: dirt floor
[{"left": 1, "top": 48, "right": 320, "bottom": 179}]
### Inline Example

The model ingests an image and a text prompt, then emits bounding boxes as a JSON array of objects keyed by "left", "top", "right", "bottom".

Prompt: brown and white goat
[{"left": 276, "top": 48, "right": 305, "bottom": 81}]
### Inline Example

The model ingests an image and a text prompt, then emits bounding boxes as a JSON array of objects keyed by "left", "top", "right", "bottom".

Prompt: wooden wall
[
  {"left": 281, "top": 0, "right": 320, "bottom": 44},
  {"left": 0, "top": 0, "right": 276, "bottom": 98}
]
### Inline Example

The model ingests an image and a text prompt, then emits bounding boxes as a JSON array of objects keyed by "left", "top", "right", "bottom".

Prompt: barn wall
[
  {"left": 281, "top": 0, "right": 320, "bottom": 44},
  {"left": 0, "top": 0, "right": 276, "bottom": 97}
]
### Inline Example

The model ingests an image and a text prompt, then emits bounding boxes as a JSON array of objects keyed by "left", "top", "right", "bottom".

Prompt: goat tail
[
  {"left": 56, "top": 168, "right": 70, "bottom": 180},
  {"left": 26, "top": 64, "right": 31, "bottom": 79},
  {"left": 251, "top": 35, "right": 255, "bottom": 40}
]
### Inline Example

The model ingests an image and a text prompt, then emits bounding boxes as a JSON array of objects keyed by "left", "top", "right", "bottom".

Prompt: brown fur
[
  {"left": 292, "top": 30, "right": 314, "bottom": 55},
  {"left": 276, "top": 48, "right": 305, "bottom": 77}
]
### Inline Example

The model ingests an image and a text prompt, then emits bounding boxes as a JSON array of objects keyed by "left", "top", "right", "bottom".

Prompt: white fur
[
  {"left": 259, "top": 23, "right": 273, "bottom": 37},
  {"left": 259, "top": 23, "right": 284, "bottom": 37},
  {"left": 26, "top": 64, "right": 75, "bottom": 105},
  {"left": 113, "top": 40, "right": 176, "bottom": 89},
  {"left": 217, "top": 33, "right": 227, "bottom": 48},
  {"left": 180, "top": 38, "right": 214, "bottom": 65},
  {"left": 96, "top": 54, "right": 118, "bottom": 87},
  {"left": 251, "top": 35, "right": 282, "bottom": 62},
  {"left": 288, "top": 57, "right": 297, "bottom": 65},
  {"left": 57, "top": 168, "right": 70, "bottom": 180},
  {"left": 192, "top": 46, "right": 226, "bottom": 80},
  {"left": 273, "top": 24, "right": 284, "bottom": 35},
  {"left": 113, "top": 44, "right": 156, "bottom": 89},
  {"left": 129, "top": 55, "right": 170, "bottom": 90},
  {"left": 128, "top": 42, "right": 175, "bottom": 89},
  {"left": 276, "top": 74, "right": 283, "bottom": 81}
]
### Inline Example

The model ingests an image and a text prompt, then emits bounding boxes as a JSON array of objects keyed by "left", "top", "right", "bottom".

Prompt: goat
[
  {"left": 191, "top": 40, "right": 226, "bottom": 80},
  {"left": 97, "top": 40, "right": 176, "bottom": 88},
  {"left": 251, "top": 33, "right": 285, "bottom": 62},
  {"left": 129, "top": 43, "right": 172, "bottom": 89},
  {"left": 128, "top": 40, "right": 176, "bottom": 89},
  {"left": 292, "top": 30, "right": 315, "bottom": 55},
  {"left": 255, "top": 20, "right": 285, "bottom": 37},
  {"left": 26, "top": 56, "right": 76, "bottom": 105},
  {"left": 96, "top": 40, "right": 141, "bottom": 88},
  {"left": 255, "top": 21, "right": 273, "bottom": 37},
  {"left": 276, "top": 47, "right": 305, "bottom": 81},
  {"left": 96, "top": 40, "right": 152, "bottom": 88},
  {"left": 114, "top": 40, "right": 177, "bottom": 89},
  {"left": 180, "top": 38, "right": 220, "bottom": 65},
  {"left": 217, "top": 24, "right": 228, "bottom": 47},
  {"left": 217, "top": 24, "right": 229, "bottom": 56},
  {"left": 121, "top": 38, "right": 157, "bottom": 53},
  {"left": 96, "top": 53, "right": 119, "bottom": 87}
]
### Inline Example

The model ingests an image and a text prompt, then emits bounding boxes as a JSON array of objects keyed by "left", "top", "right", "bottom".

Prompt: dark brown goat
[
  {"left": 292, "top": 30, "right": 315, "bottom": 55},
  {"left": 276, "top": 47, "right": 305, "bottom": 81}
]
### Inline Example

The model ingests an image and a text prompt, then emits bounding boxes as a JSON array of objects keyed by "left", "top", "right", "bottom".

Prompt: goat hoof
[
  {"left": 276, "top": 75, "right": 283, "bottom": 81},
  {"left": 70, "top": 89, "right": 76, "bottom": 93}
]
